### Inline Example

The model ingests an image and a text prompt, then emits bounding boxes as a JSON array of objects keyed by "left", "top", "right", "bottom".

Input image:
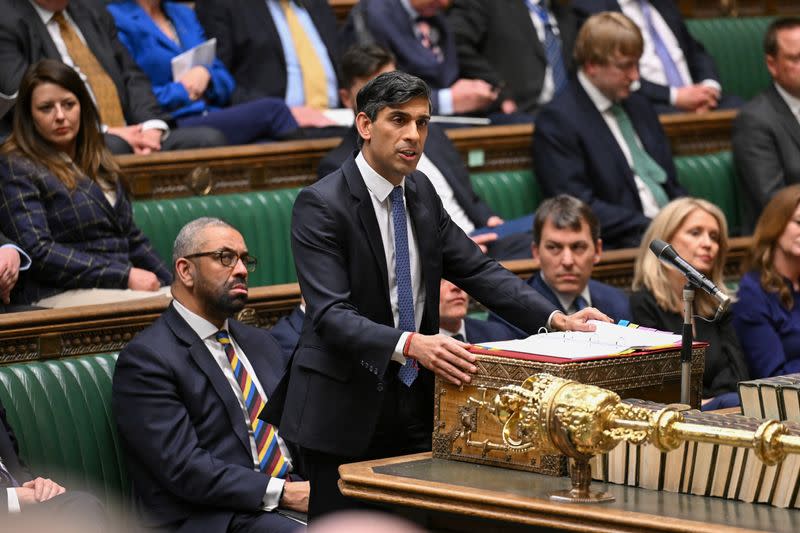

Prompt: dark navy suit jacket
[
  {"left": 112, "top": 304, "right": 298, "bottom": 532},
  {"left": 196, "top": 0, "right": 339, "bottom": 106},
  {"left": 264, "top": 156, "right": 556, "bottom": 457},
  {"left": 0, "top": 402, "right": 33, "bottom": 512},
  {"left": 269, "top": 307, "right": 304, "bottom": 361},
  {"left": 487, "top": 273, "right": 631, "bottom": 339},
  {"left": 341, "top": 0, "right": 459, "bottom": 115},
  {"left": 463, "top": 316, "right": 513, "bottom": 344},
  {"left": 572, "top": 0, "right": 719, "bottom": 107},
  {"left": 532, "top": 79, "right": 684, "bottom": 249},
  {"left": 0, "top": 155, "right": 171, "bottom": 304}
]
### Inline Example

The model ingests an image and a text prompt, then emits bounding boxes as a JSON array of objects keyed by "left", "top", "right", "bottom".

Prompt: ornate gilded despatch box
[{"left": 432, "top": 345, "right": 706, "bottom": 476}]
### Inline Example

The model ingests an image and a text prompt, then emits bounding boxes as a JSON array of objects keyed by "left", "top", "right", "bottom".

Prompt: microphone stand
[{"left": 681, "top": 282, "right": 694, "bottom": 405}]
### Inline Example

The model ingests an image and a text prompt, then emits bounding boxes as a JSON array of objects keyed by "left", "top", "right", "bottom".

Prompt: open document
[
  {"left": 0, "top": 91, "right": 17, "bottom": 119},
  {"left": 475, "top": 320, "right": 681, "bottom": 359},
  {"left": 171, "top": 38, "right": 216, "bottom": 81}
]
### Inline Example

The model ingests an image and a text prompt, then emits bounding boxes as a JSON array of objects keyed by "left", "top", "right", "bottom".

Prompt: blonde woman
[{"left": 631, "top": 198, "right": 749, "bottom": 410}]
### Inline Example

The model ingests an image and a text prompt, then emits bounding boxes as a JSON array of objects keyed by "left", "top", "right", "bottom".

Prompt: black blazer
[
  {"left": 572, "top": 0, "right": 719, "bottom": 106},
  {"left": 264, "top": 156, "right": 556, "bottom": 456},
  {"left": 0, "top": 0, "right": 169, "bottom": 127},
  {"left": 532, "top": 79, "right": 685, "bottom": 249},
  {"left": 317, "top": 125, "right": 495, "bottom": 227},
  {"left": 0, "top": 401, "right": 33, "bottom": 512},
  {"left": 448, "top": 0, "right": 577, "bottom": 114},
  {"left": 196, "top": 0, "right": 339, "bottom": 106},
  {"left": 112, "top": 304, "right": 300, "bottom": 532}
]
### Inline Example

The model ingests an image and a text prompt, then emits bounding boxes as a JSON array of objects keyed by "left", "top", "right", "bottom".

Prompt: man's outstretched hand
[{"left": 549, "top": 307, "right": 612, "bottom": 332}]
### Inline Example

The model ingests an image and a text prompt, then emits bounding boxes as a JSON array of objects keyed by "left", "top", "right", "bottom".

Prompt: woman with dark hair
[
  {"left": 631, "top": 197, "right": 749, "bottom": 410},
  {"left": 0, "top": 59, "right": 171, "bottom": 307},
  {"left": 733, "top": 185, "right": 800, "bottom": 378}
]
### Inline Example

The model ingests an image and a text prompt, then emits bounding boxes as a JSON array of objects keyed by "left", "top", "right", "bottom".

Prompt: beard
[{"left": 197, "top": 274, "right": 248, "bottom": 317}]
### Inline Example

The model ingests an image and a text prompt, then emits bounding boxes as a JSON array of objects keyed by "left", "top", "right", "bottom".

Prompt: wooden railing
[{"left": 0, "top": 237, "right": 751, "bottom": 365}]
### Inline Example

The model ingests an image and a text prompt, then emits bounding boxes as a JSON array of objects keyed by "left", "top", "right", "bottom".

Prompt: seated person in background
[
  {"left": 107, "top": 0, "right": 302, "bottom": 144},
  {"left": 196, "top": 0, "right": 340, "bottom": 132},
  {"left": 0, "top": 0, "right": 226, "bottom": 154},
  {"left": 487, "top": 195, "right": 630, "bottom": 339},
  {"left": 733, "top": 184, "right": 800, "bottom": 379},
  {"left": 1, "top": 398, "right": 105, "bottom": 527},
  {"left": 733, "top": 17, "right": 800, "bottom": 233},
  {"left": 533, "top": 12, "right": 685, "bottom": 249},
  {"left": 270, "top": 297, "right": 305, "bottom": 361},
  {"left": 0, "top": 60, "right": 171, "bottom": 307},
  {"left": 438, "top": 279, "right": 510, "bottom": 343},
  {"left": 319, "top": 44, "right": 533, "bottom": 259},
  {"left": 573, "top": 0, "right": 740, "bottom": 114},
  {"left": 113, "top": 217, "right": 308, "bottom": 532},
  {"left": 341, "top": 0, "right": 503, "bottom": 120},
  {"left": 631, "top": 197, "right": 749, "bottom": 410},
  {"left": 447, "top": 0, "right": 578, "bottom": 117},
  {"left": 0, "top": 232, "right": 32, "bottom": 312}
]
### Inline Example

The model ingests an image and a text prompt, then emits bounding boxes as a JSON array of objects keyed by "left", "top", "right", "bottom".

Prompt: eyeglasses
[{"left": 184, "top": 249, "right": 258, "bottom": 272}]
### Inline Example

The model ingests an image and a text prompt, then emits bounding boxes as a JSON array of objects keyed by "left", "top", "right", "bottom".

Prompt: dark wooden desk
[{"left": 339, "top": 452, "right": 800, "bottom": 532}]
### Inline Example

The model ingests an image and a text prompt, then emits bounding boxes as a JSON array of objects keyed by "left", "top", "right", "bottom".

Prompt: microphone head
[{"left": 649, "top": 239, "right": 673, "bottom": 259}]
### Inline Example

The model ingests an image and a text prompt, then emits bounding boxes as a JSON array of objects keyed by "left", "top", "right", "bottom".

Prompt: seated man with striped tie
[
  {"left": 112, "top": 217, "right": 307, "bottom": 533},
  {"left": 532, "top": 12, "right": 686, "bottom": 250}
]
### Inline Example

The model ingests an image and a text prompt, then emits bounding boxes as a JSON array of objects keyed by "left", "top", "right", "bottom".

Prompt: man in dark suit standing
[
  {"left": 267, "top": 70, "right": 609, "bottom": 519},
  {"left": 113, "top": 217, "right": 308, "bottom": 532},
  {"left": 533, "top": 12, "right": 685, "bottom": 249},
  {"left": 319, "top": 44, "right": 533, "bottom": 259},
  {"left": 572, "top": 0, "right": 736, "bottom": 114},
  {"left": 488, "top": 195, "right": 631, "bottom": 339},
  {"left": 269, "top": 299, "right": 305, "bottom": 360},
  {"left": 0, "top": 0, "right": 226, "bottom": 154},
  {"left": 733, "top": 17, "right": 800, "bottom": 232},
  {"left": 448, "top": 0, "right": 578, "bottom": 116}
]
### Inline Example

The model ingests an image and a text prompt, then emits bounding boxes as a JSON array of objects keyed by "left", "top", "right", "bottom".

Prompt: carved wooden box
[{"left": 432, "top": 346, "right": 705, "bottom": 476}]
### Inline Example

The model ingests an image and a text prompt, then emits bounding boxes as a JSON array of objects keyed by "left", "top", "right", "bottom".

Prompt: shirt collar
[
  {"left": 172, "top": 298, "right": 230, "bottom": 341},
  {"left": 774, "top": 81, "right": 800, "bottom": 118},
  {"left": 578, "top": 69, "right": 614, "bottom": 113},
  {"left": 355, "top": 151, "right": 405, "bottom": 203},
  {"left": 439, "top": 320, "right": 467, "bottom": 339},
  {"left": 29, "top": 0, "right": 55, "bottom": 24},
  {"left": 399, "top": 0, "right": 418, "bottom": 20},
  {"left": 539, "top": 272, "right": 592, "bottom": 312}
]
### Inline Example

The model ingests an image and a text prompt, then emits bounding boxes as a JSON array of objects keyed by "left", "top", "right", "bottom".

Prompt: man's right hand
[
  {"left": 290, "top": 106, "right": 336, "bottom": 128},
  {"left": 405, "top": 333, "right": 477, "bottom": 386},
  {"left": 279, "top": 480, "right": 309, "bottom": 513},
  {"left": 451, "top": 79, "right": 499, "bottom": 114},
  {"left": 127, "top": 268, "right": 161, "bottom": 291},
  {"left": 674, "top": 84, "right": 719, "bottom": 112},
  {"left": 107, "top": 125, "right": 163, "bottom": 154}
]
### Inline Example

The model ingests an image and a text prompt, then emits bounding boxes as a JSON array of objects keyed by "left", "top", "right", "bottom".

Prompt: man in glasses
[{"left": 112, "top": 217, "right": 308, "bottom": 533}]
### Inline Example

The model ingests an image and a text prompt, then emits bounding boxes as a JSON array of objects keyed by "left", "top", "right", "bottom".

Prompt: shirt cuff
[
  {"left": 261, "top": 477, "right": 284, "bottom": 511},
  {"left": 669, "top": 87, "right": 677, "bottom": 106},
  {"left": 437, "top": 89, "right": 454, "bottom": 116},
  {"left": 140, "top": 119, "right": 169, "bottom": 132},
  {"left": 700, "top": 79, "right": 722, "bottom": 93},
  {"left": 7, "top": 487, "right": 20, "bottom": 513},
  {"left": 546, "top": 310, "right": 562, "bottom": 331},
  {"left": 1, "top": 244, "right": 31, "bottom": 270},
  {"left": 392, "top": 332, "right": 409, "bottom": 365}
]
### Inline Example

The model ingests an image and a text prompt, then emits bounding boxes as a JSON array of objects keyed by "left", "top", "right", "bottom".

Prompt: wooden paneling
[{"left": 678, "top": 0, "right": 800, "bottom": 17}]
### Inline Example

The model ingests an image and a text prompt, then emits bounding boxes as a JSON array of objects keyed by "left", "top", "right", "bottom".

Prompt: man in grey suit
[{"left": 733, "top": 17, "right": 800, "bottom": 232}]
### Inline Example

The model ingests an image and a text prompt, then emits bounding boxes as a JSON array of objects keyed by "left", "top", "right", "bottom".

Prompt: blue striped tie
[
  {"left": 390, "top": 186, "right": 418, "bottom": 386},
  {"left": 0, "top": 459, "right": 18, "bottom": 487},
  {"left": 639, "top": 0, "right": 685, "bottom": 88},
  {"left": 528, "top": 1, "right": 568, "bottom": 95}
]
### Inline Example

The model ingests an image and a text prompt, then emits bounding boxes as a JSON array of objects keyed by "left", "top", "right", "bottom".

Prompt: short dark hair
[
  {"left": 532, "top": 195, "right": 600, "bottom": 244},
  {"left": 355, "top": 71, "right": 430, "bottom": 147},
  {"left": 764, "top": 17, "right": 800, "bottom": 56},
  {"left": 340, "top": 44, "right": 396, "bottom": 90}
]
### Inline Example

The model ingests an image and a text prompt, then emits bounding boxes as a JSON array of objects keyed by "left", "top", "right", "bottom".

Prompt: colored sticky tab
[{"left": 468, "top": 149, "right": 485, "bottom": 168}]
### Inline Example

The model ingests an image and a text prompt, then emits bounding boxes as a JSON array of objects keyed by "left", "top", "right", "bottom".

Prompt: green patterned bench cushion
[
  {"left": 674, "top": 151, "right": 743, "bottom": 236},
  {"left": 133, "top": 189, "right": 300, "bottom": 286},
  {"left": 469, "top": 170, "right": 541, "bottom": 220}
]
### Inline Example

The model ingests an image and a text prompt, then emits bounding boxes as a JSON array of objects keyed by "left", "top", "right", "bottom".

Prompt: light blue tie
[
  {"left": 639, "top": 0, "right": 685, "bottom": 88},
  {"left": 527, "top": 1, "right": 568, "bottom": 95},
  {"left": 390, "top": 186, "right": 418, "bottom": 386}
]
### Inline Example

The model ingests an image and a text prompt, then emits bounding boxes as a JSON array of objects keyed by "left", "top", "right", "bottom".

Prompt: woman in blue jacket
[
  {"left": 733, "top": 185, "right": 800, "bottom": 378},
  {"left": 107, "top": 0, "right": 300, "bottom": 144}
]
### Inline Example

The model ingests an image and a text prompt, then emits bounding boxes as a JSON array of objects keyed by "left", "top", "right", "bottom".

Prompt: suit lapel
[
  {"left": 165, "top": 305, "right": 252, "bottom": 456},
  {"left": 145, "top": 3, "right": 184, "bottom": 53},
  {"left": 512, "top": 0, "right": 546, "bottom": 62},
  {"left": 81, "top": 177, "right": 123, "bottom": 232},
  {"left": 767, "top": 85, "right": 800, "bottom": 151},
  {"left": 229, "top": 321, "right": 282, "bottom": 399},
  {"left": 404, "top": 175, "right": 438, "bottom": 329},
  {"left": 530, "top": 273, "right": 566, "bottom": 313},
  {"left": 17, "top": 0, "right": 60, "bottom": 59}
]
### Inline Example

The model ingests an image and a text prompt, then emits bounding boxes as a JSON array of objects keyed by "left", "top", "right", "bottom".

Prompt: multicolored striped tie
[{"left": 215, "top": 330, "right": 288, "bottom": 478}]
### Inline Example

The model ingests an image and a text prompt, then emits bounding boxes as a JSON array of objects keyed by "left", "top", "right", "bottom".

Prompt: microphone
[{"left": 648, "top": 239, "right": 731, "bottom": 317}]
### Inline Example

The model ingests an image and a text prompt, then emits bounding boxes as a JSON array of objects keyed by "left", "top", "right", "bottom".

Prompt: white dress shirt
[
  {"left": 3, "top": 456, "right": 19, "bottom": 513},
  {"left": 526, "top": 0, "right": 559, "bottom": 105},
  {"left": 539, "top": 273, "right": 593, "bottom": 315},
  {"left": 578, "top": 70, "right": 661, "bottom": 219},
  {"left": 415, "top": 154, "right": 475, "bottom": 233},
  {"left": 355, "top": 153, "right": 425, "bottom": 364},
  {"left": 172, "top": 299, "right": 293, "bottom": 511},
  {"left": 28, "top": 1, "right": 167, "bottom": 133},
  {"left": 774, "top": 82, "right": 800, "bottom": 124}
]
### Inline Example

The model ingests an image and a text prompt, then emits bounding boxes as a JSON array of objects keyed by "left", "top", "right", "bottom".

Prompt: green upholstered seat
[
  {"left": 674, "top": 151, "right": 742, "bottom": 236},
  {"left": 686, "top": 17, "right": 776, "bottom": 101},
  {"left": 133, "top": 188, "right": 301, "bottom": 286},
  {"left": 0, "top": 353, "right": 126, "bottom": 508},
  {"left": 469, "top": 170, "right": 541, "bottom": 220}
]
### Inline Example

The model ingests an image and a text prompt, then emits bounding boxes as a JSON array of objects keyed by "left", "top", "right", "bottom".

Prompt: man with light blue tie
[
  {"left": 196, "top": 0, "right": 341, "bottom": 129},
  {"left": 573, "top": 0, "right": 741, "bottom": 113},
  {"left": 266, "top": 71, "right": 611, "bottom": 520}
]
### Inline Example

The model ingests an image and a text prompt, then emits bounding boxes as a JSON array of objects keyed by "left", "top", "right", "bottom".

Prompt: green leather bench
[
  {"left": 674, "top": 151, "right": 743, "bottom": 236},
  {"left": 0, "top": 353, "right": 127, "bottom": 509},
  {"left": 686, "top": 17, "right": 775, "bottom": 101},
  {"left": 133, "top": 188, "right": 300, "bottom": 286},
  {"left": 470, "top": 170, "right": 541, "bottom": 220}
]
